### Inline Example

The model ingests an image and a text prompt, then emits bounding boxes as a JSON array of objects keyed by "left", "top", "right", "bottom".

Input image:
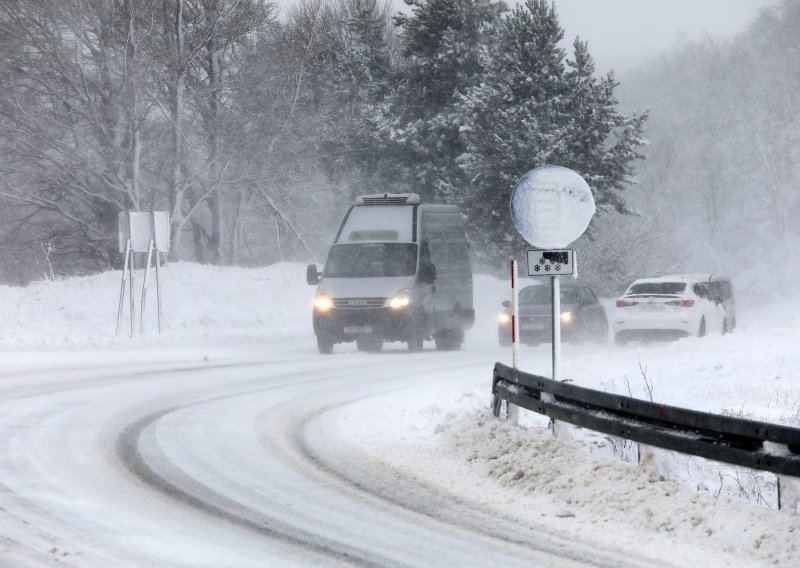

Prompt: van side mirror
[
  {"left": 306, "top": 264, "right": 320, "bottom": 285},
  {"left": 419, "top": 261, "right": 437, "bottom": 284},
  {"left": 502, "top": 300, "right": 510, "bottom": 308}
]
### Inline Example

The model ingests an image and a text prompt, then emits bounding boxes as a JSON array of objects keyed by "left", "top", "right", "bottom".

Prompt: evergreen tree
[
  {"left": 455, "top": 0, "right": 646, "bottom": 262},
  {"left": 378, "top": 0, "right": 506, "bottom": 200},
  {"left": 322, "top": 0, "right": 396, "bottom": 199}
]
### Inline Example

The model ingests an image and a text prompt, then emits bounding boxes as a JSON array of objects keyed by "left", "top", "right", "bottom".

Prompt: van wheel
[
  {"left": 317, "top": 336, "right": 334, "bottom": 354},
  {"left": 407, "top": 325, "right": 424, "bottom": 352},
  {"left": 435, "top": 329, "right": 463, "bottom": 351},
  {"left": 357, "top": 338, "right": 383, "bottom": 353},
  {"left": 722, "top": 319, "right": 729, "bottom": 335}
]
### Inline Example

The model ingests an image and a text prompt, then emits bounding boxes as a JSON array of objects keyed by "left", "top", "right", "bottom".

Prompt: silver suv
[{"left": 706, "top": 275, "right": 736, "bottom": 332}]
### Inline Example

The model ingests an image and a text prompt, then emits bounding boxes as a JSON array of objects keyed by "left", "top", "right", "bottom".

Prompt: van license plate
[
  {"left": 522, "top": 322, "right": 545, "bottom": 330},
  {"left": 344, "top": 326, "right": 372, "bottom": 334}
]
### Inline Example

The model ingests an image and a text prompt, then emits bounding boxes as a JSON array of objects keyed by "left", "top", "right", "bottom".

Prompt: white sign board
[
  {"left": 527, "top": 249, "right": 575, "bottom": 277},
  {"left": 118, "top": 212, "right": 170, "bottom": 253},
  {"left": 510, "top": 165, "right": 595, "bottom": 248}
]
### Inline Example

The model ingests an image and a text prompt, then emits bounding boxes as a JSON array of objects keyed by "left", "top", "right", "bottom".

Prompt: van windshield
[{"left": 324, "top": 243, "right": 418, "bottom": 278}]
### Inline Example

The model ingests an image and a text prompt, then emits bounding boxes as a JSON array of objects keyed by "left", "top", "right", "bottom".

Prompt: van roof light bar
[{"left": 355, "top": 193, "right": 420, "bottom": 205}]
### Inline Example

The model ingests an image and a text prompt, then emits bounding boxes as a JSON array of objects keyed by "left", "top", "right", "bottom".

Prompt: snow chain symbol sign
[{"left": 527, "top": 249, "right": 575, "bottom": 276}]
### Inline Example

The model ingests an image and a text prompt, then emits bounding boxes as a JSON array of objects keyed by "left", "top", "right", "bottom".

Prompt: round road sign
[{"left": 510, "top": 165, "right": 595, "bottom": 248}]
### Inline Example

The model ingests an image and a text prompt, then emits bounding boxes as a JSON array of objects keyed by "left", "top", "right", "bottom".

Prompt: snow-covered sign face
[{"left": 510, "top": 165, "right": 595, "bottom": 248}]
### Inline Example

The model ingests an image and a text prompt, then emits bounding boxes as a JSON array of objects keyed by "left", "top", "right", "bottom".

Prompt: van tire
[
  {"left": 357, "top": 338, "right": 383, "bottom": 353},
  {"left": 407, "top": 326, "right": 425, "bottom": 352},
  {"left": 317, "top": 336, "right": 334, "bottom": 354},
  {"left": 435, "top": 329, "right": 463, "bottom": 351}
]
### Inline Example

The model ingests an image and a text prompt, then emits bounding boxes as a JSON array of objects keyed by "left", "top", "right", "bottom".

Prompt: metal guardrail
[{"left": 491, "top": 362, "right": 800, "bottom": 478}]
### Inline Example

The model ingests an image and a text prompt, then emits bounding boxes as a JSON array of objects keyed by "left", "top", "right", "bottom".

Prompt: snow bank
[{"left": 0, "top": 262, "right": 312, "bottom": 349}]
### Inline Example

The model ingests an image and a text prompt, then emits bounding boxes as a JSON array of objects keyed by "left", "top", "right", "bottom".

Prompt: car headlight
[
  {"left": 385, "top": 288, "right": 411, "bottom": 310},
  {"left": 560, "top": 311, "right": 573, "bottom": 323},
  {"left": 314, "top": 292, "right": 333, "bottom": 312},
  {"left": 497, "top": 312, "right": 511, "bottom": 324}
]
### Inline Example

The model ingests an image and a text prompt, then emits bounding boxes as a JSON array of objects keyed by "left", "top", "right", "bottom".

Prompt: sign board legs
[
  {"left": 116, "top": 211, "right": 169, "bottom": 336},
  {"left": 129, "top": 250, "right": 135, "bottom": 337},
  {"left": 115, "top": 238, "right": 164, "bottom": 336},
  {"left": 155, "top": 250, "right": 162, "bottom": 334},
  {"left": 141, "top": 240, "right": 154, "bottom": 334},
  {"left": 116, "top": 239, "right": 132, "bottom": 336}
]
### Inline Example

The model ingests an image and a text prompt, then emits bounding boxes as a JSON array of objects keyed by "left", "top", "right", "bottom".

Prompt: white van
[{"left": 307, "top": 193, "right": 474, "bottom": 354}]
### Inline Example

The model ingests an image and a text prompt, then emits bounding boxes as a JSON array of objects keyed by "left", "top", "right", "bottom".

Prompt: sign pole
[
  {"left": 551, "top": 275, "right": 561, "bottom": 382},
  {"left": 511, "top": 260, "right": 519, "bottom": 373}
]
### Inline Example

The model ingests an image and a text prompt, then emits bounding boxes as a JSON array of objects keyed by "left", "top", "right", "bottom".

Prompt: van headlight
[
  {"left": 385, "top": 289, "right": 411, "bottom": 310},
  {"left": 497, "top": 312, "right": 511, "bottom": 324},
  {"left": 314, "top": 292, "right": 333, "bottom": 312},
  {"left": 560, "top": 311, "right": 573, "bottom": 323}
]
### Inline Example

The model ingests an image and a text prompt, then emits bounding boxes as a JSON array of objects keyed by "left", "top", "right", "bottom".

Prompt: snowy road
[{"left": 0, "top": 343, "right": 657, "bottom": 567}]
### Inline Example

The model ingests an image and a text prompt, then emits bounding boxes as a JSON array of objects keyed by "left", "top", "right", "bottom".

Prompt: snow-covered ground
[{"left": 1, "top": 262, "right": 799, "bottom": 565}]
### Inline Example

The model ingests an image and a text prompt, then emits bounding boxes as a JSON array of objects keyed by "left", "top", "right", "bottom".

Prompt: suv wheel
[
  {"left": 317, "top": 335, "right": 334, "bottom": 354},
  {"left": 698, "top": 317, "right": 706, "bottom": 338}
]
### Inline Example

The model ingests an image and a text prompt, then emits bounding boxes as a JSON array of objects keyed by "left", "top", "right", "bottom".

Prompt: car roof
[
  {"left": 521, "top": 282, "right": 587, "bottom": 289},
  {"left": 631, "top": 274, "right": 729, "bottom": 285}
]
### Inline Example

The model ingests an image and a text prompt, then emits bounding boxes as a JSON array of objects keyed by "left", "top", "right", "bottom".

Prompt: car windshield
[
  {"left": 627, "top": 282, "right": 686, "bottom": 296},
  {"left": 518, "top": 286, "right": 577, "bottom": 305},
  {"left": 324, "top": 243, "right": 418, "bottom": 278}
]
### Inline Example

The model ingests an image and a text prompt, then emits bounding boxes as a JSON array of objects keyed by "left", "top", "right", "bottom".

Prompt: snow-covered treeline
[
  {"left": 604, "top": 0, "right": 800, "bottom": 298},
  {"left": 0, "top": 0, "right": 645, "bottom": 284}
]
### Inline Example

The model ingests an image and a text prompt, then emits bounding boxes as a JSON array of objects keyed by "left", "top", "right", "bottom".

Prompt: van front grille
[
  {"left": 359, "top": 196, "right": 411, "bottom": 205},
  {"left": 333, "top": 297, "right": 386, "bottom": 309}
]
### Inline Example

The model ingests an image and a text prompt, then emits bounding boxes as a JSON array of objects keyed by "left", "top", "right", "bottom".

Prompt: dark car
[{"left": 498, "top": 283, "right": 608, "bottom": 346}]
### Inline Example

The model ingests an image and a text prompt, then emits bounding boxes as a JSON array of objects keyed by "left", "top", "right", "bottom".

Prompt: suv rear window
[{"left": 627, "top": 282, "right": 686, "bottom": 296}]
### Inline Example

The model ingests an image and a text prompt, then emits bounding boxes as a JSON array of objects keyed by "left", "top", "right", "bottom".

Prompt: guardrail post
[{"left": 778, "top": 476, "right": 800, "bottom": 514}]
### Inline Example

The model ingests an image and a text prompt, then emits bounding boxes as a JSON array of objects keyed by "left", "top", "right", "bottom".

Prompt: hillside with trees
[{"left": 3, "top": 0, "right": 795, "bottom": 298}]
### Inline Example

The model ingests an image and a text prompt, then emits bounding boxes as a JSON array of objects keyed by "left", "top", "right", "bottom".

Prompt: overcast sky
[
  {"left": 548, "top": 0, "right": 775, "bottom": 74},
  {"left": 279, "top": 0, "right": 777, "bottom": 74}
]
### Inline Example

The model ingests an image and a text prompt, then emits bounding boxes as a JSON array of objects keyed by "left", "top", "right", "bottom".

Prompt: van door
[{"left": 421, "top": 211, "right": 473, "bottom": 331}]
